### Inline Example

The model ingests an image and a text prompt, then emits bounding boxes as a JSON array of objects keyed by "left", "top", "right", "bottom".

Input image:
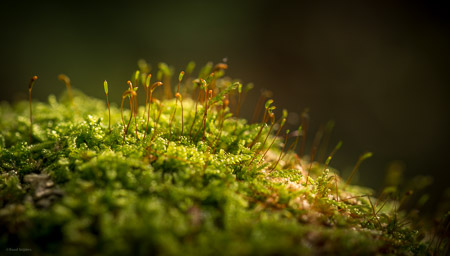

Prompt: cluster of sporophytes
[{"left": 0, "top": 61, "right": 448, "bottom": 255}]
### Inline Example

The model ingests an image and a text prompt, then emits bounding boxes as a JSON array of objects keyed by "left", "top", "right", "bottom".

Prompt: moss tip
[
  {"left": 103, "top": 80, "right": 108, "bottom": 94},
  {"left": 186, "top": 61, "right": 196, "bottom": 74},
  {"left": 214, "top": 63, "right": 228, "bottom": 71},
  {"left": 29, "top": 76, "right": 38, "bottom": 90},
  {"left": 145, "top": 74, "right": 152, "bottom": 88},
  {"left": 265, "top": 99, "right": 274, "bottom": 109},
  {"left": 361, "top": 152, "right": 373, "bottom": 160}
]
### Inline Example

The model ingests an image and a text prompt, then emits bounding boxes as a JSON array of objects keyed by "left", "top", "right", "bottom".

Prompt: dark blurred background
[{"left": 1, "top": 1, "right": 449, "bottom": 215}]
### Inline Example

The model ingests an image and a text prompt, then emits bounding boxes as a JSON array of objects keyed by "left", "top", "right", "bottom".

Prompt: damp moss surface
[{"left": 0, "top": 63, "right": 440, "bottom": 255}]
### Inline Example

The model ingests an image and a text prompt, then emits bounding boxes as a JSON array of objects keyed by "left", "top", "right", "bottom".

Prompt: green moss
[{"left": 0, "top": 63, "right": 441, "bottom": 255}]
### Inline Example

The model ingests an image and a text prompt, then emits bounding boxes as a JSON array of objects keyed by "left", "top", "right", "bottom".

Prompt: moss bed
[{"left": 0, "top": 62, "right": 444, "bottom": 255}]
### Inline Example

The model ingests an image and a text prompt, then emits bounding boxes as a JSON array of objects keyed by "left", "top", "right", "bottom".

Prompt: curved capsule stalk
[{"left": 58, "top": 74, "right": 73, "bottom": 105}]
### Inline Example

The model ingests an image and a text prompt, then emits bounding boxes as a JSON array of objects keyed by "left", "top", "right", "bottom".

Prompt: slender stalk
[
  {"left": 133, "top": 71, "right": 140, "bottom": 114},
  {"left": 240, "top": 83, "right": 253, "bottom": 111},
  {"left": 143, "top": 74, "right": 151, "bottom": 118},
  {"left": 168, "top": 71, "right": 185, "bottom": 138},
  {"left": 367, "top": 195, "right": 382, "bottom": 228},
  {"left": 212, "top": 98, "right": 229, "bottom": 154},
  {"left": 249, "top": 112, "right": 275, "bottom": 165},
  {"left": 305, "top": 127, "right": 324, "bottom": 186},
  {"left": 150, "top": 102, "right": 164, "bottom": 143},
  {"left": 127, "top": 81, "right": 139, "bottom": 140},
  {"left": 235, "top": 85, "right": 242, "bottom": 117},
  {"left": 251, "top": 91, "right": 266, "bottom": 123},
  {"left": 132, "top": 94, "right": 139, "bottom": 139},
  {"left": 202, "top": 90, "right": 213, "bottom": 141},
  {"left": 168, "top": 105, "right": 176, "bottom": 137},
  {"left": 299, "top": 110, "right": 309, "bottom": 158},
  {"left": 233, "top": 83, "right": 243, "bottom": 134},
  {"left": 122, "top": 99, "right": 132, "bottom": 145},
  {"left": 259, "top": 118, "right": 286, "bottom": 165},
  {"left": 277, "top": 130, "right": 302, "bottom": 166},
  {"left": 317, "top": 120, "right": 335, "bottom": 163},
  {"left": 121, "top": 94, "right": 128, "bottom": 145},
  {"left": 345, "top": 152, "right": 373, "bottom": 187},
  {"left": 248, "top": 99, "right": 273, "bottom": 149},
  {"left": 144, "top": 82, "right": 163, "bottom": 140},
  {"left": 106, "top": 93, "right": 111, "bottom": 133},
  {"left": 58, "top": 74, "right": 73, "bottom": 105},
  {"left": 177, "top": 71, "right": 184, "bottom": 93},
  {"left": 210, "top": 64, "right": 227, "bottom": 91},
  {"left": 103, "top": 80, "right": 111, "bottom": 133},
  {"left": 269, "top": 129, "right": 290, "bottom": 173},
  {"left": 121, "top": 95, "right": 126, "bottom": 127},
  {"left": 320, "top": 141, "right": 343, "bottom": 201},
  {"left": 176, "top": 93, "right": 184, "bottom": 136},
  {"left": 144, "top": 89, "right": 153, "bottom": 140},
  {"left": 249, "top": 109, "right": 268, "bottom": 149},
  {"left": 193, "top": 80, "right": 209, "bottom": 141},
  {"left": 189, "top": 89, "right": 202, "bottom": 138},
  {"left": 121, "top": 90, "right": 136, "bottom": 145},
  {"left": 279, "top": 126, "right": 303, "bottom": 163},
  {"left": 334, "top": 174, "right": 339, "bottom": 201},
  {"left": 28, "top": 76, "right": 38, "bottom": 144},
  {"left": 29, "top": 89, "right": 32, "bottom": 143},
  {"left": 127, "top": 94, "right": 134, "bottom": 134},
  {"left": 251, "top": 89, "right": 272, "bottom": 123},
  {"left": 158, "top": 63, "right": 173, "bottom": 99}
]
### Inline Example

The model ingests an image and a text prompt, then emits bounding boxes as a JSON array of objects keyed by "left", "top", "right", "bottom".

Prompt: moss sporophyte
[{"left": 0, "top": 61, "right": 447, "bottom": 255}]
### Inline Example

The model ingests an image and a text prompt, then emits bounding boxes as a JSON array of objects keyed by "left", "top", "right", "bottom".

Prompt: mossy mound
[{"left": 0, "top": 65, "right": 432, "bottom": 255}]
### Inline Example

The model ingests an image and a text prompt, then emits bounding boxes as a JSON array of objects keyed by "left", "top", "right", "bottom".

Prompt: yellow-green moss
[{"left": 0, "top": 63, "right": 438, "bottom": 255}]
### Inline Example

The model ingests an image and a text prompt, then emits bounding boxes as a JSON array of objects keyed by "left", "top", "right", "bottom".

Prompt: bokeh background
[{"left": 1, "top": 1, "right": 449, "bottom": 215}]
